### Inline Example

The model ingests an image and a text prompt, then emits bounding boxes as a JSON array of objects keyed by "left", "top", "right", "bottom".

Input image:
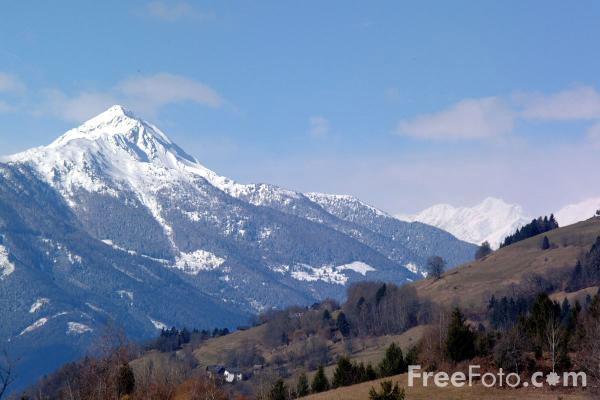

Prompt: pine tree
[
  {"left": 116, "top": 363, "right": 135, "bottom": 397},
  {"left": 378, "top": 343, "right": 406, "bottom": 377},
  {"left": 311, "top": 365, "right": 330, "bottom": 393},
  {"left": 332, "top": 357, "right": 356, "bottom": 388},
  {"left": 296, "top": 373, "right": 309, "bottom": 397},
  {"left": 336, "top": 312, "right": 351, "bottom": 337},
  {"left": 445, "top": 308, "right": 476, "bottom": 363},
  {"left": 365, "top": 363, "right": 378, "bottom": 381},
  {"left": 269, "top": 379, "right": 289, "bottom": 400},
  {"left": 541, "top": 236, "right": 550, "bottom": 250}
]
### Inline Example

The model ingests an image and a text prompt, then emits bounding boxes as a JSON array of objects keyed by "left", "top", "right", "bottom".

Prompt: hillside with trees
[{"left": 14, "top": 218, "right": 600, "bottom": 399}]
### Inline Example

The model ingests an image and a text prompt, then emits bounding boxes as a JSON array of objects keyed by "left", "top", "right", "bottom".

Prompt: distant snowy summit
[{"left": 397, "top": 197, "right": 531, "bottom": 249}]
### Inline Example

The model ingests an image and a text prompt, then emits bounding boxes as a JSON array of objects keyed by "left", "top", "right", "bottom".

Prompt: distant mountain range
[
  {"left": 556, "top": 197, "right": 600, "bottom": 227},
  {"left": 0, "top": 106, "right": 476, "bottom": 389},
  {"left": 398, "top": 197, "right": 600, "bottom": 249},
  {"left": 397, "top": 198, "right": 530, "bottom": 249}
]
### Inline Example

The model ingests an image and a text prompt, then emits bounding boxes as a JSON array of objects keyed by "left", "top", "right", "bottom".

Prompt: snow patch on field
[
  {"left": 67, "top": 322, "right": 93, "bottom": 335},
  {"left": 149, "top": 318, "right": 168, "bottom": 330},
  {"left": 0, "top": 245, "right": 15, "bottom": 280},
  {"left": 117, "top": 290, "right": 134, "bottom": 301},
  {"left": 290, "top": 261, "right": 376, "bottom": 285},
  {"left": 29, "top": 298, "right": 50, "bottom": 313},
  {"left": 20, "top": 318, "right": 48, "bottom": 335},
  {"left": 337, "top": 261, "right": 375, "bottom": 276},
  {"left": 173, "top": 250, "right": 225, "bottom": 275}
]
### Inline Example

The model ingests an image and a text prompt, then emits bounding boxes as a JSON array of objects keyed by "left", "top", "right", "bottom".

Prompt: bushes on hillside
[
  {"left": 343, "top": 282, "right": 429, "bottom": 337},
  {"left": 368, "top": 381, "right": 405, "bottom": 400},
  {"left": 475, "top": 241, "right": 492, "bottom": 260},
  {"left": 567, "top": 237, "right": 600, "bottom": 291},
  {"left": 426, "top": 256, "right": 446, "bottom": 279}
]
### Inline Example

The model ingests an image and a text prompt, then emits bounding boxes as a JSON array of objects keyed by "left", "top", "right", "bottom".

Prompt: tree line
[{"left": 500, "top": 215, "right": 558, "bottom": 248}]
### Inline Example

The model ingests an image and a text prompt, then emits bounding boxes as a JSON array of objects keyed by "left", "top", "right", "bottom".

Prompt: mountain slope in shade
[
  {"left": 397, "top": 197, "right": 530, "bottom": 248},
  {"left": 556, "top": 197, "right": 600, "bottom": 227}
]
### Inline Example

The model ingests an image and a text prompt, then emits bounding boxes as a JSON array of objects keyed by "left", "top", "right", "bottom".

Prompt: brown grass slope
[
  {"left": 413, "top": 217, "right": 600, "bottom": 313},
  {"left": 301, "top": 373, "right": 587, "bottom": 400}
]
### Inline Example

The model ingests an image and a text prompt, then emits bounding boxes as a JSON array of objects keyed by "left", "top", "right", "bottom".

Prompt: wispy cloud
[
  {"left": 308, "top": 116, "right": 330, "bottom": 137},
  {"left": 396, "top": 97, "right": 514, "bottom": 140},
  {"left": 0, "top": 72, "right": 26, "bottom": 94},
  {"left": 119, "top": 73, "right": 223, "bottom": 113},
  {"left": 587, "top": 122, "right": 600, "bottom": 147},
  {"left": 37, "top": 89, "right": 117, "bottom": 122},
  {"left": 143, "top": 1, "right": 215, "bottom": 22},
  {"left": 517, "top": 85, "right": 600, "bottom": 120},
  {"left": 37, "top": 73, "right": 224, "bottom": 122},
  {"left": 0, "top": 72, "right": 26, "bottom": 114}
]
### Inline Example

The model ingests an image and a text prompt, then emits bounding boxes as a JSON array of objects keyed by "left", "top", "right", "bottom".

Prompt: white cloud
[
  {"left": 119, "top": 73, "right": 223, "bottom": 113},
  {"left": 396, "top": 97, "right": 514, "bottom": 140},
  {"left": 587, "top": 122, "right": 600, "bottom": 147},
  {"left": 518, "top": 86, "right": 600, "bottom": 120},
  {"left": 37, "top": 73, "right": 224, "bottom": 123},
  {"left": 38, "top": 89, "right": 117, "bottom": 122},
  {"left": 308, "top": 116, "right": 330, "bottom": 137},
  {"left": 144, "top": 1, "right": 214, "bottom": 22},
  {"left": 0, "top": 100, "right": 17, "bottom": 113},
  {"left": 0, "top": 72, "right": 25, "bottom": 94}
]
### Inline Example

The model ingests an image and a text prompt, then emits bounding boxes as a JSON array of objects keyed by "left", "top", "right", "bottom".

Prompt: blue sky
[{"left": 1, "top": 1, "right": 600, "bottom": 215}]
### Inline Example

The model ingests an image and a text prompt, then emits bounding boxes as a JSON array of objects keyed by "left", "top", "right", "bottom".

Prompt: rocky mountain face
[{"left": 0, "top": 105, "right": 476, "bottom": 388}]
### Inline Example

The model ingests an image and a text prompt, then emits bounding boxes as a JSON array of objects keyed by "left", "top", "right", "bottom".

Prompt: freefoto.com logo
[{"left": 408, "top": 365, "right": 587, "bottom": 388}]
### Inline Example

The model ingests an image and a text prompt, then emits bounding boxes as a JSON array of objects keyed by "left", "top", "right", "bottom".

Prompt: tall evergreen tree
[
  {"left": 336, "top": 312, "right": 351, "bottom": 337},
  {"left": 296, "top": 373, "right": 309, "bottom": 397},
  {"left": 269, "top": 379, "right": 289, "bottom": 400},
  {"left": 311, "top": 365, "right": 330, "bottom": 393},
  {"left": 332, "top": 357, "right": 356, "bottom": 388},
  {"left": 541, "top": 236, "right": 550, "bottom": 250},
  {"left": 445, "top": 308, "right": 476, "bottom": 362},
  {"left": 378, "top": 343, "right": 406, "bottom": 377},
  {"left": 116, "top": 363, "right": 135, "bottom": 397}
]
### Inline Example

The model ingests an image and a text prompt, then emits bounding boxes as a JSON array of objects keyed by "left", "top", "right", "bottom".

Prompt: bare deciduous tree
[
  {"left": 545, "top": 318, "right": 561, "bottom": 373},
  {"left": 0, "top": 350, "right": 15, "bottom": 400}
]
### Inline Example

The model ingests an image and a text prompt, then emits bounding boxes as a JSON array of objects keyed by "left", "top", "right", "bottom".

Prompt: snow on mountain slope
[
  {"left": 5, "top": 105, "right": 429, "bottom": 311},
  {"left": 397, "top": 197, "right": 530, "bottom": 248},
  {"left": 6, "top": 106, "right": 475, "bottom": 289},
  {"left": 0, "top": 244, "right": 15, "bottom": 279},
  {"left": 556, "top": 197, "right": 600, "bottom": 226}
]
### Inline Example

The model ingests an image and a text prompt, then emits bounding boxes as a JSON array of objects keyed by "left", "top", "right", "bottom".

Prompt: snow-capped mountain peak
[
  {"left": 6, "top": 105, "right": 233, "bottom": 196},
  {"left": 47, "top": 104, "right": 196, "bottom": 165},
  {"left": 397, "top": 197, "right": 530, "bottom": 248}
]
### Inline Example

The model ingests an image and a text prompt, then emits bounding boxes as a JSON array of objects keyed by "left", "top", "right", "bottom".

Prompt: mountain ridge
[{"left": 397, "top": 197, "right": 530, "bottom": 248}]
